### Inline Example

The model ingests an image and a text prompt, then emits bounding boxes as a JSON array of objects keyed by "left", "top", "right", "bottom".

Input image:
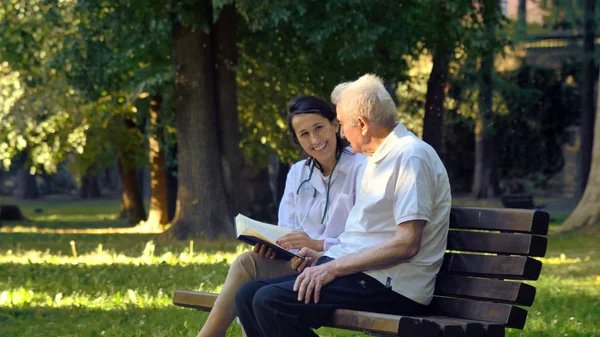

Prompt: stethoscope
[{"left": 295, "top": 152, "right": 342, "bottom": 235}]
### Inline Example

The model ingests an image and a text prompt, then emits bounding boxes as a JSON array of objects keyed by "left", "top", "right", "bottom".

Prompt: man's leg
[
  {"left": 250, "top": 261, "right": 426, "bottom": 337},
  {"left": 235, "top": 274, "right": 299, "bottom": 337}
]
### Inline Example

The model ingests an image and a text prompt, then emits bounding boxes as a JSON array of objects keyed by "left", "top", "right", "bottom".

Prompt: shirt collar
[
  {"left": 370, "top": 123, "right": 409, "bottom": 164},
  {"left": 308, "top": 147, "right": 354, "bottom": 194}
]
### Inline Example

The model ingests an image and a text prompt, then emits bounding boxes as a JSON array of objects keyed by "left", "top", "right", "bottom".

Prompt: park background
[{"left": 0, "top": 0, "right": 599, "bottom": 336}]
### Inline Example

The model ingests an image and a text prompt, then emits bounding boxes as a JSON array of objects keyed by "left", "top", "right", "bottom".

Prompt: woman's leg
[{"left": 196, "top": 252, "right": 297, "bottom": 337}]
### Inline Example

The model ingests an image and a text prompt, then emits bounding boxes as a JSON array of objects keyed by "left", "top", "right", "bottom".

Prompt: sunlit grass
[{"left": 1, "top": 199, "right": 599, "bottom": 337}]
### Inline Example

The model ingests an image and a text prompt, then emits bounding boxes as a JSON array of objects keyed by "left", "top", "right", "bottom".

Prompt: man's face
[{"left": 336, "top": 106, "right": 365, "bottom": 154}]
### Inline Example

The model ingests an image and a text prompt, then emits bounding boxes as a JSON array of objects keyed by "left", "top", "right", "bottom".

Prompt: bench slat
[
  {"left": 501, "top": 195, "right": 535, "bottom": 209},
  {"left": 441, "top": 254, "right": 542, "bottom": 280},
  {"left": 450, "top": 207, "right": 549, "bottom": 235},
  {"left": 420, "top": 316, "right": 505, "bottom": 337},
  {"left": 447, "top": 231, "right": 548, "bottom": 257},
  {"left": 430, "top": 297, "right": 528, "bottom": 329},
  {"left": 329, "top": 309, "right": 404, "bottom": 335},
  {"left": 173, "top": 289, "right": 216, "bottom": 311},
  {"left": 434, "top": 275, "right": 536, "bottom": 306}
]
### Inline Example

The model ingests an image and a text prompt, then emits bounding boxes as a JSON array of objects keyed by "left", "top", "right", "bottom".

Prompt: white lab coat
[{"left": 278, "top": 148, "right": 366, "bottom": 251}]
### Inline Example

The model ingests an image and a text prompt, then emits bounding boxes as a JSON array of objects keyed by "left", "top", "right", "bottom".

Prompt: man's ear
[{"left": 357, "top": 116, "right": 369, "bottom": 136}]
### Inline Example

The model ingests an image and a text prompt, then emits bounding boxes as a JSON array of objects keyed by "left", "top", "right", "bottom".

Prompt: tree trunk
[
  {"left": 80, "top": 170, "right": 101, "bottom": 199},
  {"left": 557, "top": 71, "right": 600, "bottom": 232},
  {"left": 578, "top": 0, "right": 597, "bottom": 197},
  {"left": 167, "top": 1, "right": 234, "bottom": 239},
  {"left": 517, "top": 0, "right": 527, "bottom": 38},
  {"left": 472, "top": 10, "right": 500, "bottom": 199},
  {"left": 146, "top": 95, "right": 169, "bottom": 230},
  {"left": 19, "top": 168, "right": 40, "bottom": 200},
  {"left": 166, "top": 144, "right": 178, "bottom": 222},
  {"left": 422, "top": 44, "right": 451, "bottom": 154},
  {"left": 117, "top": 153, "right": 146, "bottom": 226},
  {"left": 242, "top": 166, "right": 275, "bottom": 222},
  {"left": 213, "top": 2, "right": 245, "bottom": 216},
  {"left": 102, "top": 161, "right": 120, "bottom": 197},
  {"left": 16, "top": 150, "right": 40, "bottom": 200}
]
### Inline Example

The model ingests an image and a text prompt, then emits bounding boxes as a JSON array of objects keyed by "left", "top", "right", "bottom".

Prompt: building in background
[{"left": 504, "top": 0, "right": 547, "bottom": 23}]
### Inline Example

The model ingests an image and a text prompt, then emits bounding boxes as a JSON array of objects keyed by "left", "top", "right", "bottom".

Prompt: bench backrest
[{"left": 431, "top": 207, "right": 549, "bottom": 330}]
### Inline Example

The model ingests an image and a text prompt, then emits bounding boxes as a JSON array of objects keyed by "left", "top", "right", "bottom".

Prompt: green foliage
[
  {"left": 0, "top": 0, "right": 84, "bottom": 173},
  {"left": 236, "top": 0, "right": 428, "bottom": 165},
  {"left": 0, "top": 0, "right": 177, "bottom": 177},
  {"left": 432, "top": 55, "right": 580, "bottom": 194},
  {"left": 494, "top": 63, "right": 581, "bottom": 191},
  {"left": 537, "top": 0, "right": 589, "bottom": 31},
  {"left": 0, "top": 199, "right": 599, "bottom": 336}
]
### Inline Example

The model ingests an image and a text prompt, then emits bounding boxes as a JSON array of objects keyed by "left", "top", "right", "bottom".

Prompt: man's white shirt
[{"left": 325, "top": 123, "right": 451, "bottom": 305}]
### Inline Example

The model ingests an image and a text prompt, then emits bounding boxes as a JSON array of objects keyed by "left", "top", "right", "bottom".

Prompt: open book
[{"left": 235, "top": 214, "right": 304, "bottom": 261}]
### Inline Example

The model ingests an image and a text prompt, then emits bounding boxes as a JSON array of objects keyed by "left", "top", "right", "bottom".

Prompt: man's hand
[
  {"left": 293, "top": 260, "right": 337, "bottom": 304},
  {"left": 253, "top": 243, "right": 276, "bottom": 259},
  {"left": 276, "top": 232, "right": 322, "bottom": 251},
  {"left": 290, "top": 247, "right": 323, "bottom": 272}
]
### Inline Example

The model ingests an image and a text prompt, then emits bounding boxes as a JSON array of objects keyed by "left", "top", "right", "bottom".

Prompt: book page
[{"left": 235, "top": 214, "right": 291, "bottom": 243}]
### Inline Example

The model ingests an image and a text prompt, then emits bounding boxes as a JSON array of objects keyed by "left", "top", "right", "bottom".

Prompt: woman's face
[{"left": 291, "top": 113, "right": 339, "bottom": 166}]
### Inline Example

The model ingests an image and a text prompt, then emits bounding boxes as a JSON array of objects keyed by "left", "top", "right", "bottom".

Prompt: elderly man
[{"left": 235, "top": 74, "right": 452, "bottom": 337}]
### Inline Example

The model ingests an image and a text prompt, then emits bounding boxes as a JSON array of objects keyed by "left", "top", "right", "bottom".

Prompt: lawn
[{"left": 0, "top": 199, "right": 598, "bottom": 337}]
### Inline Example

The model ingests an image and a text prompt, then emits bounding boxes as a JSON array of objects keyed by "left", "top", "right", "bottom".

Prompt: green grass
[
  {"left": 0, "top": 199, "right": 598, "bottom": 337},
  {"left": 1, "top": 197, "right": 128, "bottom": 229}
]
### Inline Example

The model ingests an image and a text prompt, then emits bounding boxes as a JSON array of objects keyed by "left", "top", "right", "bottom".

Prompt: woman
[{"left": 196, "top": 95, "right": 365, "bottom": 337}]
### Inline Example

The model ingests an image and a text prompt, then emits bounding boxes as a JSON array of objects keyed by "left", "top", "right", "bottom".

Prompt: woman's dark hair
[{"left": 286, "top": 95, "right": 351, "bottom": 172}]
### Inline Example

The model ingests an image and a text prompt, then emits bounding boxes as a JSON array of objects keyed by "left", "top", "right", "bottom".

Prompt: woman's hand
[
  {"left": 277, "top": 232, "right": 324, "bottom": 251},
  {"left": 253, "top": 243, "right": 276, "bottom": 259}
]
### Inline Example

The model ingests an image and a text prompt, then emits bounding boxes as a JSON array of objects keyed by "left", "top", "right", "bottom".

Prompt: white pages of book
[{"left": 235, "top": 214, "right": 291, "bottom": 243}]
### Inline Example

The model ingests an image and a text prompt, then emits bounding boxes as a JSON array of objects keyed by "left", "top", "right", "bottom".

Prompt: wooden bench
[
  {"left": 173, "top": 206, "right": 549, "bottom": 337},
  {"left": 500, "top": 194, "right": 537, "bottom": 209}
]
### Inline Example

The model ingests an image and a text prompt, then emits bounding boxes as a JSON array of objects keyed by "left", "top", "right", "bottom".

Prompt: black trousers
[{"left": 234, "top": 256, "right": 426, "bottom": 337}]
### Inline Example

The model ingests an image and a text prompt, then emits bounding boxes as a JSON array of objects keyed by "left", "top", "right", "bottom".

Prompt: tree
[
  {"left": 422, "top": 44, "right": 451, "bottom": 154},
  {"left": 578, "top": 0, "right": 596, "bottom": 197},
  {"left": 17, "top": 151, "right": 40, "bottom": 199},
  {"left": 517, "top": 0, "right": 527, "bottom": 38},
  {"left": 214, "top": 2, "right": 245, "bottom": 217},
  {"left": 0, "top": 0, "right": 82, "bottom": 178},
  {"left": 65, "top": 0, "right": 175, "bottom": 226},
  {"left": 421, "top": 0, "right": 473, "bottom": 153},
  {"left": 558, "top": 70, "right": 600, "bottom": 232},
  {"left": 145, "top": 95, "right": 169, "bottom": 229},
  {"left": 471, "top": 0, "right": 503, "bottom": 198},
  {"left": 80, "top": 169, "right": 101, "bottom": 198},
  {"left": 167, "top": 0, "right": 235, "bottom": 239}
]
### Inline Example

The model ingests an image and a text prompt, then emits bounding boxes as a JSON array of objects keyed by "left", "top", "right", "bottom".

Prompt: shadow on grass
[
  {"left": 1, "top": 260, "right": 232, "bottom": 295},
  {"left": 1, "top": 219, "right": 129, "bottom": 230},
  {"left": 0, "top": 306, "right": 213, "bottom": 337},
  {"left": 0, "top": 233, "right": 240, "bottom": 256}
]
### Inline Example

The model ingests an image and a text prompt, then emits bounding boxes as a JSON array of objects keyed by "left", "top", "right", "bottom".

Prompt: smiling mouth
[{"left": 313, "top": 142, "right": 327, "bottom": 151}]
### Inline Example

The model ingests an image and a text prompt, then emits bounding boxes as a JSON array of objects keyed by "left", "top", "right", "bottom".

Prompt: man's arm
[
  {"left": 330, "top": 219, "right": 426, "bottom": 276},
  {"left": 293, "top": 219, "right": 426, "bottom": 304}
]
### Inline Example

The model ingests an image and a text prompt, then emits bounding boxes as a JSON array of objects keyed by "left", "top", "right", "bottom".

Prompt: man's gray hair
[{"left": 331, "top": 74, "right": 397, "bottom": 128}]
